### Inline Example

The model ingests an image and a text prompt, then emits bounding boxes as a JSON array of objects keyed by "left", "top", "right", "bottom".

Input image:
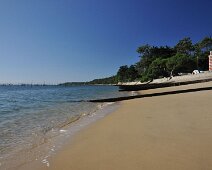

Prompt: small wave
[
  {"left": 57, "top": 114, "right": 82, "bottom": 129},
  {"left": 0, "top": 85, "right": 124, "bottom": 169}
]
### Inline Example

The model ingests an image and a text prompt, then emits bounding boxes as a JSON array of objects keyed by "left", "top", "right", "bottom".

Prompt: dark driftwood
[
  {"left": 118, "top": 78, "right": 212, "bottom": 91},
  {"left": 88, "top": 86, "right": 212, "bottom": 103}
]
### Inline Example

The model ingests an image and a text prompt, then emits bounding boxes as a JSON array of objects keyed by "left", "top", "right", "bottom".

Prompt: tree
[
  {"left": 127, "top": 65, "right": 139, "bottom": 81},
  {"left": 166, "top": 54, "right": 196, "bottom": 76},
  {"left": 136, "top": 44, "right": 154, "bottom": 74},
  {"left": 136, "top": 44, "right": 151, "bottom": 56},
  {"left": 88, "top": 76, "right": 118, "bottom": 84},
  {"left": 136, "top": 45, "right": 176, "bottom": 75},
  {"left": 117, "top": 65, "right": 129, "bottom": 82},
  {"left": 199, "top": 36, "right": 212, "bottom": 52},
  {"left": 117, "top": 65, "right": 139, "bottom": 82},
  {"left": 146, "top": 58, "right": 169, "bottom": 80},
  {"left": 116, "top": 37, "right": 209, "bottom": 83},
  {"left": 198, "top": 53, "right": 209, "bottom": 70},
  {"left": 174, "top": 37, "right": 194, "bottom": 55},
  {"left": 194, "top": 36, "right": 212, "bottom": 70},
  {"left": 148, "top": 46, "right": 176, "bottom": 59}
]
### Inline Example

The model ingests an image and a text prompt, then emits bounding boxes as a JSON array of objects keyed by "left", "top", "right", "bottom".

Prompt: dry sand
[{"left": 32, "top": 82, "right": 212, "bottom": 170}]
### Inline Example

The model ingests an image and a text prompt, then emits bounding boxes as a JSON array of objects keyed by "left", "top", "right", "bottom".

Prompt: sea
[{"left": 0, "top": 85, "right": 130, "bottom": 169}]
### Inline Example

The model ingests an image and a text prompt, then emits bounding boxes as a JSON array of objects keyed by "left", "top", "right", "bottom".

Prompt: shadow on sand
[{"left": 89, "top": 86, "right": 212, "bottom": 103}]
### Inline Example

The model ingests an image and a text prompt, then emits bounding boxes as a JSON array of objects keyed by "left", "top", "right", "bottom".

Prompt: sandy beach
[{"left": 26, "top": 82, "right": 212, "bottom": 170}]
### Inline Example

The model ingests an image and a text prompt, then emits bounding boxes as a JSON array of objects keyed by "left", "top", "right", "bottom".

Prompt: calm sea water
[{"left": 0, "top": 85, "right": 129, "bottom": 169}]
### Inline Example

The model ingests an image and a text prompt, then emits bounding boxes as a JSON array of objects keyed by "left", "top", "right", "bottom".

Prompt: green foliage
[
  {"left": 174, "top": 37, "right": 194, "bottom": 55},
  {"left": 88, "top": 76, "right": 118, "bottom": 84},
  {"left": 197, "top": 52, "right": 209, "bottom": 71},
  {"left": 140, "top": 73, "right": 151, "bottom": 82},
  {"left": 166, "top": 54, "right": 196, "bottom": 76},
  {"left": 193, "top": 37, "right": 212, "bottom": 70},
  {"left": 127, "top": 65, "right": 139, "bottom": 81},
  {"left": 59, "top": 76, "right": 118, "bottom": 86},
  {"left": 117, "top": 65, "right": 139, "bottom": 82},
  {"left": 136, "top": 44, "right": 151, "bottom": 55},
  {"left": 136, "top": 44, "right": 156, "bottom": 74},
  {"left": 199, "top": 37, "right": 212, "bottom": 52},
  {"left": 146, "top": 58, "right": 169, "bottom": 79},
  {"left": 136, "top": 45, "right": 176, "bottom": 75},
  {"left": 117, "top": 65, "right": 129, "bottom": 82},
  {"left": 117, "top": 36, "right": 211, "bottom": 83}
]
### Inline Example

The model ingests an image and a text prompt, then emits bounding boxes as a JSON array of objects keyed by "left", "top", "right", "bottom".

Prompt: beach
[
  {"left": 23, "top": 82, "right": 212, "bottom": 170},
  {"left": 1, "top": 1, "right": 212, "bottom": 170}
]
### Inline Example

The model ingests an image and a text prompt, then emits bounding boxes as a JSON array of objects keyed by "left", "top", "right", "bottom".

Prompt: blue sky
[{"left": 0, "top": 0, "right": 211, "bottom": 84}]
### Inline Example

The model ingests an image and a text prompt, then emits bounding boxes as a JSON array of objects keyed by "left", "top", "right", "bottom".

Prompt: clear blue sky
[{"left": 0, "top": 0, "right": 211, "bottom": 84}]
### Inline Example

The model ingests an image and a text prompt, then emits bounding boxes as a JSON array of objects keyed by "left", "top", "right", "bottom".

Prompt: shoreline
[
  {"left": 2, "top": 102, "right": 120, "bottom": 170},
  {"left": 26, "top": 81, "right": 212, "bottom": 170}
]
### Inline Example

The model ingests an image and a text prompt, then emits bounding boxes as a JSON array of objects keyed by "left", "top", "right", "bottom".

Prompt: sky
[{"left": 0, "top": 0, "right": 212, "bottom": 84}]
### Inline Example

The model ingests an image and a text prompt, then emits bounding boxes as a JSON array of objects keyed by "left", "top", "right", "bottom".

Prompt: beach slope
[{"left": 38, "top": 82, "right": 212, "bottom": 170}]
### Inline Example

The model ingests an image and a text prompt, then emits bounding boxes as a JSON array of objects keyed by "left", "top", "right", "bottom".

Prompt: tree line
[
  {"left": 115, "top": 36, "right": 211, "bottom": 83},
  {"left": 60, "top": 37, "right": 212, "bottom": 85}
]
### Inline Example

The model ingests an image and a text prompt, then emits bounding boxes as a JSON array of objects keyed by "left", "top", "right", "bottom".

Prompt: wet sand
[{"left": 28, "top": 82, "right": 212, "bottom": 170}]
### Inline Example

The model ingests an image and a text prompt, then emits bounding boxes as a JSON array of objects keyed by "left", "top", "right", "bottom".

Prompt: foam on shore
[{"left": 1, "top": 102, "right": 120, "bottom": 170}]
